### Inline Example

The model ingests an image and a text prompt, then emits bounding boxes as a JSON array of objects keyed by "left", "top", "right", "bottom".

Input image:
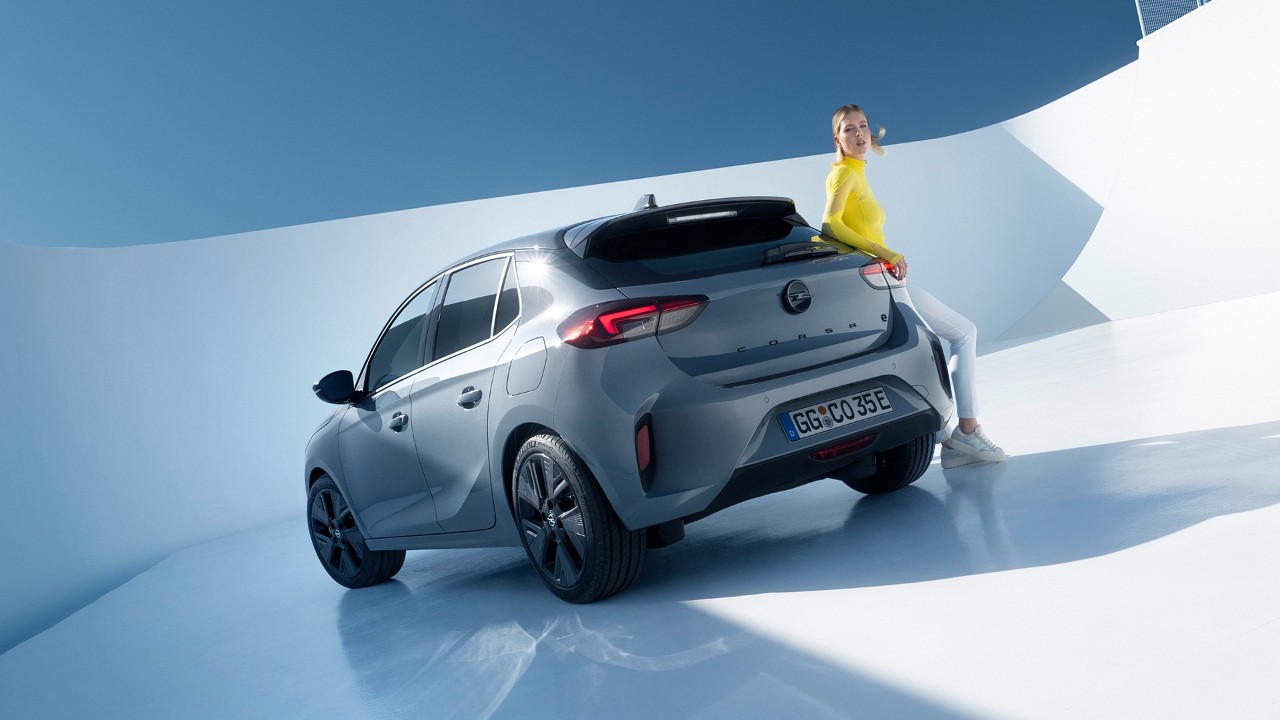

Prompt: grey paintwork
[{"left": 304, "top": 199, "right": 956, "bottom": 552}]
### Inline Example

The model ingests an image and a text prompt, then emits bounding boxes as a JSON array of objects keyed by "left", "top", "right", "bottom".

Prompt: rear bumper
[
  {"left": 685, "top": 404, "right": 938, "bottom": 522},
  {"left": 555, "top": 300, "right": 955, "bottom": 530}
]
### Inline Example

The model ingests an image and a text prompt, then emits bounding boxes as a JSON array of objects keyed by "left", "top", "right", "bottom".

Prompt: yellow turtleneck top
[{"left": 820, "top": 156, "right": 904, "bottom": 266}]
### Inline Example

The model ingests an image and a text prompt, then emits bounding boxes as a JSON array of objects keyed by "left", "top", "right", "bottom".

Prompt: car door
[
  {"left": 409, "top": 255, "right": 519, "bottom": 532},
  {"left": 337, "top": 280, "right": 445, "bottom": 538}
]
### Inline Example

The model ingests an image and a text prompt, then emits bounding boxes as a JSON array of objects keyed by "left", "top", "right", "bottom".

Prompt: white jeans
[{"left": 909, "top": 286, "right": 979, "bottom": 421}]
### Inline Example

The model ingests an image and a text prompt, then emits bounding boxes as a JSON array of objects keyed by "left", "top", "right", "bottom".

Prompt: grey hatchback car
[{"left": 305, "top": 195, "right": 956, "bottom": 602}]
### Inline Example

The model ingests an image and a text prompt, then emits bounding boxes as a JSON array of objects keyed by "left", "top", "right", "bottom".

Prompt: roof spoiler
[{"left": 570, "top": 196, "right": 805, "bottom": 258}]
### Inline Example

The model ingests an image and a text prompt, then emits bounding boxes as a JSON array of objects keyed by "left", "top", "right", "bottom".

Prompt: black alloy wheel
[
  {"left": 516, "top": 451, "right": 587, "bottom": 588},
  {"left": 307, "top": 475, "right": 405, "bottom": 588},
  {"left": 512, "top": 434, "right": 646, "bottom": 603}
]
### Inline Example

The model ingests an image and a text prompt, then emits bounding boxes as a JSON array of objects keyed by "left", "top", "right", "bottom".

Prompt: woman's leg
[
  {"left": 910, "top": 286, "right": 1006, "bottom": 464},
  {"left": 910, "top": 286, "right": 978, "bottom": 419}
]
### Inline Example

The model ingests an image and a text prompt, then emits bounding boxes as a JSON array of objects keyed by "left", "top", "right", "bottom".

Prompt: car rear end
[{"left": 550, "top": 197, "right": 955, "bottom": 529}]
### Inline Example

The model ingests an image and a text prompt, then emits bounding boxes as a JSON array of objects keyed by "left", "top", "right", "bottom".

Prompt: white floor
[{"left": 3, "top": 293, "right": 1278, "bottom": 720}]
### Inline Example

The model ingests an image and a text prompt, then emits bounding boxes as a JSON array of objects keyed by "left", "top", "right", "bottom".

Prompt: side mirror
[{"left": 313, "top": 370, "right": 357, "bottom": 404}]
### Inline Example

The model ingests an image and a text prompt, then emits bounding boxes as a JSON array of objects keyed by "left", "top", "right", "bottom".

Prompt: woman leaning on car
[{"left": 821, "top": 103, "right": 1006, "bottom": 468}]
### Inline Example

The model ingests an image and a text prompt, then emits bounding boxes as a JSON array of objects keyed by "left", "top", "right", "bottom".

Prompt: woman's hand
[{"left": 889, "top": 257, "right": 908, "bottom": 281}]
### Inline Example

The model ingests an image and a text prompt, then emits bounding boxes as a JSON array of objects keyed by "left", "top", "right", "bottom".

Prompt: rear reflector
[
  {"left": 559, "top": 296, "right": 709, "bottom": 349},
  {"left": 636, "top": 415, "right": 656, "bottom": 492},
  {"left": 930, "top": 338, "right": 954, "bottom": 399},
  {"left": 636, "top": 424, "right": 652, "bottom": 472},
  {"left": 809, "top": 433, "right": 876, "bottom": 462}
]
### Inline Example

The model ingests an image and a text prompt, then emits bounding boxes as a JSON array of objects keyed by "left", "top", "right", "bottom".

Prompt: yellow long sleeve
[{"left": 820, "top": 158, "right": 904, "bottom": 266}]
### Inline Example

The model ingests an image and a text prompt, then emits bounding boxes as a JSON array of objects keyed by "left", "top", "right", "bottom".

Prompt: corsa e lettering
[{"left": 738, "top": 323, "right": 861, "bottom": 353}]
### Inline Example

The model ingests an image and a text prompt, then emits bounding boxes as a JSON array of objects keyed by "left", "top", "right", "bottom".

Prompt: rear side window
[
  {"left": 432, "top": 257, "right": 507, "bottom": 361},
  {"left": 583, "top": 218, "right": 822, "bottom": 285}
]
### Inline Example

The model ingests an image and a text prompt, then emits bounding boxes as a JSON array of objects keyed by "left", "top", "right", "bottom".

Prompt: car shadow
[
  {"left": 330, "top": 420, "right": 1278, "bottom": 717},
  {"left": 635, "top": 419, "right": 1280, "bottom": 601}
]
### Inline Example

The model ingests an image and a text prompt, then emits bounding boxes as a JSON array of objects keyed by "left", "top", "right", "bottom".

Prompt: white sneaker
[
  {"left": 941, "top": 446, "right": 986, "bottom": 469},
  {"left": 945, "top": 426, "right": 1007, "bottom": 463}
]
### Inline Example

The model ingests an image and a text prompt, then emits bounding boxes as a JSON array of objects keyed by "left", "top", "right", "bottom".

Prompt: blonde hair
[{"left": 832, "top": 104, "right": 886, "bottom": 158}]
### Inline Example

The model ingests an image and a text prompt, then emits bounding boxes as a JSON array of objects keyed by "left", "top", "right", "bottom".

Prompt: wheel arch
[
  {"left": 502, "top": 422, "right": 641, "bottom": 533},
  {"left": 501, "top": 422, "right": 556, "bottom": 515},
  {"left": 307, "top": 466, "right": 330, "bottom": 490}
]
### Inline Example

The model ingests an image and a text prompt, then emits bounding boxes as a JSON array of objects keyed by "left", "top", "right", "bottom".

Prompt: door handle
[
  {"left": 389, "top": 412, "right": 408, "bottom": 432},
  {"left": 456, "top": 386, "right": 483, "bottom": 409}
]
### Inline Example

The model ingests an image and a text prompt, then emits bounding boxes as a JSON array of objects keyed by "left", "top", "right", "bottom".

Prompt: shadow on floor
[
  {"left": 634, "top": 419, "right": 1280, "bottom": 600},
  {"left": 330, "top": 420, "right": 1278, "bottom": 718}
]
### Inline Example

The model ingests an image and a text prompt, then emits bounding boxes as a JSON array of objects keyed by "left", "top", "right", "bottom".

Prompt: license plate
[{"left": 778, "top": 387, "right": 893, "bottom": 442}]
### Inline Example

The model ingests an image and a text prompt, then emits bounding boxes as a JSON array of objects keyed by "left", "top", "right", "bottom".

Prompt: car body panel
[
  {"left": 409, "top": 323, "right": 513, "bottom": 533},
  {"left": 337, "top": 381, "right": 444, "bottom": 538},
  {"left": 549, "top": 297, "right": 949, "bottom": 530},
  {"left": 305, "top": 198, "right": 956, "bottom": 557},
  {"left": 635, "top": 253, "right": 895, "bottom": 385}
]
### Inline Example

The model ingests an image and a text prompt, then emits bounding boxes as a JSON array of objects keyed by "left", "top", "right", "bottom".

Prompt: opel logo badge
[{"left": 781, "top": 280, "right": 812, "bottom": 314}]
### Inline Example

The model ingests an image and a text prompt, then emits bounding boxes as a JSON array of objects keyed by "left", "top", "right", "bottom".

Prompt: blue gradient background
[{"left": 0, "top": 1, "right": 1139, "bottom": 248}]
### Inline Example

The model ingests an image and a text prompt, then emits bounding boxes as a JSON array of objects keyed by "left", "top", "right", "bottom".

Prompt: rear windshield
[{"left": 583, "top": 218, "right": 828, "bottom": 285}]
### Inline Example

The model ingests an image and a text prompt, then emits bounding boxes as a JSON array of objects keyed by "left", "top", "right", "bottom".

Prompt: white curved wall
[
  {"left": 1008, "top": 0, "right": 1278, "bottom": 321},
  {"left": 3, "top": 0, "right": 1275, "bottom": 653},
  {"left": 1003, "top": 63, "right": 1137, "bottom": 208}
]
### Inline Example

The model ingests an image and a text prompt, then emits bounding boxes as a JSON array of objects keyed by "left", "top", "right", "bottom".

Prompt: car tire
[
  {"left": 308, "top": 475, "right": 406, "bottom": 588},
  {"left": 838, "top": 433, "right": 934, "bottom": 495},
  {"left": 512, "top": 433, "right": 647, "bottom": 603}
]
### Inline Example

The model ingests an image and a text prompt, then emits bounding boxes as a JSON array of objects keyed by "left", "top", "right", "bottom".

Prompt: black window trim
[
  {"left": 358, "top": 251, "right": 518, "bottom": 398},
  {"left": 357, "top": 277, "right": 443, "bottom": 396},
  {"left": 491, "top": 256, "right": 522, "bottom": 337},
  {"left": 431, "top": 253, "right": 513, "bottom": 365}
]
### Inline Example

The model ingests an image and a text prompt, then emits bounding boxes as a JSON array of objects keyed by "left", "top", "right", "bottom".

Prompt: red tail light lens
[
  {"left": 597, "top": 304, "right": 660, "bottom": 336},
  {"left": 861, "top": 262, "right": 904, "bottom": 289},
  {"left": 559, "top": 296, "right": 709, "bottom": 348}
]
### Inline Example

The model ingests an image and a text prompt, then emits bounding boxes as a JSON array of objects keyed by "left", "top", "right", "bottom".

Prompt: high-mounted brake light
[
  {"left": 667, "top": 210, "right": 738, "bottom": 224},
  {"left": 558, "top": 296, "right": 709, "bottom": 349},
  {"left": 861, "top": 262, "right": 904, "bottom": 289}
]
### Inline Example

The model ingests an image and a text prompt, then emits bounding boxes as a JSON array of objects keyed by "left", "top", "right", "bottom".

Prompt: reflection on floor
[{"left": 3, "top": 294, "right": 1279, "bottom": 719}]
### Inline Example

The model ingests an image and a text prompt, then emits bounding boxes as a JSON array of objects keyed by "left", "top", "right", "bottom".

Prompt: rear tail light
[
  {"left": 558, "top": 296, "right": 709, "bottom": 349},
  {"left": 861, "top": 262, "right": 904, "bottom": 289}
]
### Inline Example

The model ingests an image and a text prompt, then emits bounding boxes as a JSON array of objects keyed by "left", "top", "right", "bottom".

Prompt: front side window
[
  {"left": 366, "top": 281, "right": 438, "bottom": 392},
  {"left": 432, "top": 257, "right": 507, "bottom": 361}
]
